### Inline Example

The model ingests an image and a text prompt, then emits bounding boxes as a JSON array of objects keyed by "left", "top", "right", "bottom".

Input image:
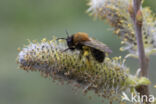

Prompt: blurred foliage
[{"left": 0, "top": 0, "right": 156, "bottom": 104}]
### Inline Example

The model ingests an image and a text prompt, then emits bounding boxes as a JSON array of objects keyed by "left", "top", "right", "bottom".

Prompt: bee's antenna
[
  {"left": 56, "top": 38, "right": 66, "bottom": 40},
  {"left": 65, "top": 29, "right": 70, "bottom": 37}
]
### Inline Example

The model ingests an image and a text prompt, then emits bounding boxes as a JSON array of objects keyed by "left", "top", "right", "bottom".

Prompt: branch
[{"left": 131, "top": 0, "right": 150, "bottom": 103}]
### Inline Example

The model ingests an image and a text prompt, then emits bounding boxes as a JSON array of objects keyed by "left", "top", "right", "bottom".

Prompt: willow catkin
[
  {"left": 16, "top": 38, "right": 146, "bottom": 101},
  {"left": 87, "top": 0, "right": 156, "bottom": 56}
]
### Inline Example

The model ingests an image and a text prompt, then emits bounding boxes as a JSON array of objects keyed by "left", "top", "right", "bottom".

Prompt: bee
[{"left": 58, "top": 32, "right": 112, "bottom": 63}]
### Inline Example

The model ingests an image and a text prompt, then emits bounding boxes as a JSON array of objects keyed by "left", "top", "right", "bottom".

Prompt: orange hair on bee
[{"left": 73, "top": 32, "right": 90, "bottom": 44}]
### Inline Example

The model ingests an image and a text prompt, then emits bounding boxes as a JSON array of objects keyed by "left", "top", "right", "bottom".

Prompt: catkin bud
[
  {"left": 17, "top": 38, "right": 150, "bottom": 101},
  {"left": 136, "top": 10, "right": 143, "bottom": 26}
]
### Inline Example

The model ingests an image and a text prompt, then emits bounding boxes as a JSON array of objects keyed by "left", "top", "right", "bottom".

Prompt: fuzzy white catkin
[
  {"left": 17, "top": 38, "right": 150, "bottom": 102},
  {"left": 88, "top": 0, "right": 156, "bottom": 56}
]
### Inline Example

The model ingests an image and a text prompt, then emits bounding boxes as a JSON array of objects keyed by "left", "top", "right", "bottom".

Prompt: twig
[{"left": 130, "top": 0, "right": 150, "bottom": 103}]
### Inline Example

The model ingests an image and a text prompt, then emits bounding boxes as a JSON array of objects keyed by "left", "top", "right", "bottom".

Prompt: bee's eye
[
  {"left": 66, "top": 37, "right": 74, "bottom": 48},
  {"left": 67, "top": 37, "right": 72, "bottom": 43}
]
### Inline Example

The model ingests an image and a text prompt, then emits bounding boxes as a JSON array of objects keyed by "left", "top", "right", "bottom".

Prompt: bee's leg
[
  {"left": 79, "top": 51, "right": 83, "bottom": 60},
  {"left": 83, "top": 50, "right": 91, "bottom": 68},
  {"left": 62, "top": 48, "right": 69, "bottom": 52},
  {"left": 86, "top": 54, "right": 91, "bottom": 68}
]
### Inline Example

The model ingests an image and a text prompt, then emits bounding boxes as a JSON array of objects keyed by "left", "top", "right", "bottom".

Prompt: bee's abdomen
[{"left": 91, "top": 48, "right": 105, "bottom": 63}]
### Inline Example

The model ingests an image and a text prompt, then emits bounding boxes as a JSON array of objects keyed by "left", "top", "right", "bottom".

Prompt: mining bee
[{"left": 57, "top": 32, "right": 112, "bottom": 63}]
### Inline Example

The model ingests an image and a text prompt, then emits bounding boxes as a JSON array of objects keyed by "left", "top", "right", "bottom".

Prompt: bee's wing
[{"left": 81, "top": 38, "right": 112, "bottom": 53}]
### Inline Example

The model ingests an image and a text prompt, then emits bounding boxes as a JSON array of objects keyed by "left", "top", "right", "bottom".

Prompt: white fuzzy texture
[
  {"left": 88, "top": 0, "right": 156, "bottom": 56},
  {"left": 88, "top": 0, "right": 106, "bottom": 16}
]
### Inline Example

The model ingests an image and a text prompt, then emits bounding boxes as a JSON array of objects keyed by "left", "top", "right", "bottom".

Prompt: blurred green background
[{"left": 0, "top": 0, "right": 156, "bottom": 104}]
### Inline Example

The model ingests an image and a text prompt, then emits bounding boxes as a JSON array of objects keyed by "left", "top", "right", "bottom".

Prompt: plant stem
[
  {"left": 132, "top": 0, "right": 150, "bottom": 103},
  {"left": 133, "top": 0, "right": 149, "bottom": 77}
]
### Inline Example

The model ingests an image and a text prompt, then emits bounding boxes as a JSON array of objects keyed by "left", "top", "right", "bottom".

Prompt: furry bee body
[{"left": 61, "top": 32, "right": 112, "bottom": 63}]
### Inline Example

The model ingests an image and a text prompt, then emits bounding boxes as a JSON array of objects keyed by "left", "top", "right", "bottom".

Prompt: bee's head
[
  {"left": 57, "top": 30, "right": 75, "bottom": 50},
  {"left": 64, "top": 30, "right": 75, "bottom": 50},
  {"left": 66, "top": 35, "right": 75, "bottom": 50}
]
